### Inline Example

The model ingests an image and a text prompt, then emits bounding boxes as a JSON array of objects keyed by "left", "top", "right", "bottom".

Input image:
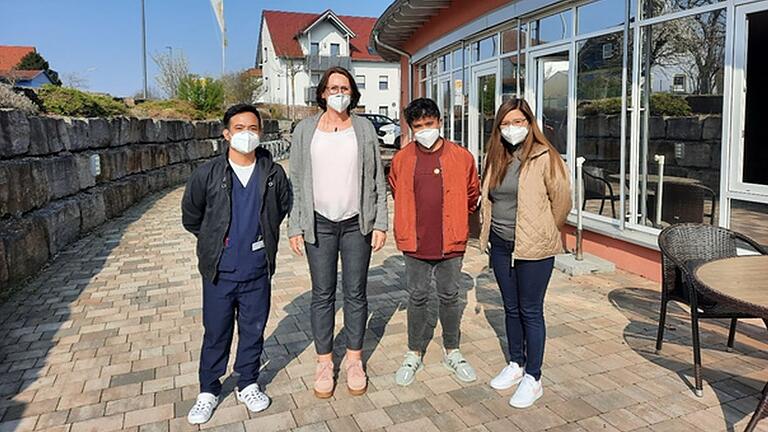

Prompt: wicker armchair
[{"left": 656, "top": 223, "right": 768, "bottom": 397}]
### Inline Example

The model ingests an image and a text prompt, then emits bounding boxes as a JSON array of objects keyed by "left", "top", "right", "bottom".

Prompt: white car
[{"left": 360, "top": 114, "right": 402, "bottom": 149}]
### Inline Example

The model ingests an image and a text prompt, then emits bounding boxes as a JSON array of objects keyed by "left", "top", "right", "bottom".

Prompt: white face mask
[
  {"left": 327, "top": 94, "right": 351, "bottom": 113},
  {"left": 414, "top": 128, "right": 441, "bottom": 149},
  {"left": 229, "top": 131, "right": 260, "bottom": 154},
  {"left": 501, "top": 125, "right": 529, "bottom": 146}
]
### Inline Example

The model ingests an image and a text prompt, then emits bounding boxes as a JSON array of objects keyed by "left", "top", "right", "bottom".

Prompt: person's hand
[
  {"left": 371, "top": 230, "right": 387, "bottom": 252},
  {"left": 289, "top": 235, "right": 304, "bottom": 256}
]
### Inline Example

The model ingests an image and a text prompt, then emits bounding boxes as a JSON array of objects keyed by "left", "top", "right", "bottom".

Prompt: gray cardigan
[{"left": 287, "top": 112, "right": 388, "bottom": 244}]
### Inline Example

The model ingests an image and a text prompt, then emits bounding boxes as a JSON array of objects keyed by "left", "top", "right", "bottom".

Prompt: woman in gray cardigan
[{"left": 288, "top": 67, "right": 388, "bottom": 399}]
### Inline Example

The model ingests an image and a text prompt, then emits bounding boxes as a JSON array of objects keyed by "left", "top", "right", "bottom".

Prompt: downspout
[
  {"left": 374, "top": 31, "right": 412, "bottom": 103},
  {"left": 374, "top": 31, "right": 412, "bottom": 141}
]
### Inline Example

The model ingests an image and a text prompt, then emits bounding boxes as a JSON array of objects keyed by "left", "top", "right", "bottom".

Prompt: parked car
[{"left": 359, "top": 113, "right": 401, "bottom": 149}]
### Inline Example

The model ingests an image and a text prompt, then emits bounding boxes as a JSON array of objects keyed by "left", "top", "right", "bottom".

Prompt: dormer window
[
  {"left": 311, "top": 42, "right": 320, "bottom": 56},
  {"left": 330, "top": 43, "right": 340, "bottom": 57}
]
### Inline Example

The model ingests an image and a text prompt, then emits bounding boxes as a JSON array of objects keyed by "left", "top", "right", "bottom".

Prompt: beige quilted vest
[{"left": 479, "top": 144, "right": 572, "bottom": 260}]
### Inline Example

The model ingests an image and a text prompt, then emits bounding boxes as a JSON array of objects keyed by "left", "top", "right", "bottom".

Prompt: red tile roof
[
  {"left": 0, "top": 69, "right": 44, "bottom": 81},
  {"left": 262, "top": 10, "right": 384, "bottom": 62},
  {"left": 0, "top": 46, "right": 36, "bottom": 70}
]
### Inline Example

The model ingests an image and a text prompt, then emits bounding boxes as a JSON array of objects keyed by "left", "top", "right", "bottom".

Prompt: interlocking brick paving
[{"left": 0, "top": 184, "right": 767, "bottom": 432}]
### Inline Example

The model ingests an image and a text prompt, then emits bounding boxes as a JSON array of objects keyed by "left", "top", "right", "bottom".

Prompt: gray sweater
[{"left": 287, "top": 112, "right": 388, "bottom": 244}]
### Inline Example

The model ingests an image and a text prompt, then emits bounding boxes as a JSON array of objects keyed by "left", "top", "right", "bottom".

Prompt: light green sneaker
[
  {"left": 443, "top": 349, "right": 477, "bottom": 382},
  {"left": 395, "top": 351, "right": 423, "bottom": 386}
]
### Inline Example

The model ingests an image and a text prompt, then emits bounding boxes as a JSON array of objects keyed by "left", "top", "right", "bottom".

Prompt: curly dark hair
[{"left": 403, "top": 97, "right": 441, "bottom": 126}]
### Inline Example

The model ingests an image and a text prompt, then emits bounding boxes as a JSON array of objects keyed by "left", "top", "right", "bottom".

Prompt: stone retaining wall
[
  {"left": 577, "top": 114, "right": 722, "bottom": 189},
  {"left": 0, "top": 110, "right": 281, "bottom": 295}
]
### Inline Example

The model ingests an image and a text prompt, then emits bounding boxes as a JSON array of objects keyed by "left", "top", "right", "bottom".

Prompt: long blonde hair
[{"left": 483, "top": 97, "right": 565, "bottom": 189}]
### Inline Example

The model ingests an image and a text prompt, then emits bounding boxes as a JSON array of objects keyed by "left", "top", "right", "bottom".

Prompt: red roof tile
[
  {"left": 262, "top": 10, "right": 384, "bottom": 62},
  {"left": 0, "top": 69, "right": 44, "bottom": 81},
  {"left": 0, "top": 46, "right": 36, "bottom": 70}
]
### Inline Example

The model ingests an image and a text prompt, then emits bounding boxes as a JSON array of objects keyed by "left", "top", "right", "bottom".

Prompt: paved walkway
[{"left": 0, "top": 186, "right": 767, "bottom": 432}]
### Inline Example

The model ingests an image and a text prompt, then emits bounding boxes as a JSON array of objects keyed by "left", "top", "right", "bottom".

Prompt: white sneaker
[
  {"left": 509, "top": 374, "right": 543, "bottom": 409},
  {"left": 187, "top": 392, "right": 219, "bottom": 424},
  {"left": 490, "top": 362, "right": 524, "bottom": 390},
  {"left": 237, "top": 383, "right": 270, "bottom": 413}
]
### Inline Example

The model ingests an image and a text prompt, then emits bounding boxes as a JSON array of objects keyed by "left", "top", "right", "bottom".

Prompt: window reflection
[
  {"left": 531, "top": 10, "right": 572, "bottom": 46},
  {"left": 576, "top": 31, "right": 625, "bottom": 220},
  {"left": 637, "top": 10, "right": 726, "bottom": 228}
]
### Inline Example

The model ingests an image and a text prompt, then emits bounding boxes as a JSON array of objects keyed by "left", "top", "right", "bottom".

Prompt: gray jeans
[
  {"left": 403, "top": 255, "right": 463, "bottom": 352},
  {"left": 305, "top": 213, "right": 372, "bottom": 355}
]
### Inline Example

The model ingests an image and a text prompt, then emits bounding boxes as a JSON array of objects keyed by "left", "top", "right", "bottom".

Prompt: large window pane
[
  {"left": 452, "top": 49, "right": 462, "bottom": 71},
  {"left": 502, "top": 24, "right": 520, "bottom": 54},
  {"left": 453, "top": 71, "right": 464, "bottom": 143},
  {"left": 636, "top": 10, "right": 726, "bottom": 228},
  {"left": 742, "top": 10, "right": 768, "bottom": 186},
  {"left": 730, "top": 200, "right": 768, "bottom": 248},
  {"left": 641, "top": 0, "right": 724, "bottom": 19},
  {"left": 576, "top": 31, "right": 625, "bottom": 220},
  {"left": 531, "top": 10, "right": 572, "bottom": 46},
  {"left": 578, "top": 0, "right": 625, "bottom": 35},
  {"left": 474, "top": 35, "right": 498, "bottom": 62},
  {"left": 538, "top": 51, "right": 570, "bottom": 155},
  {"left": 441, "top": 80, "right": 451, "bottom": 138},
  {"left": 502, "top": 55, "right": 521, "bottom": 101}
]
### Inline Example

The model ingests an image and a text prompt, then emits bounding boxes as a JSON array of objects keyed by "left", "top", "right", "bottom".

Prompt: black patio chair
[
  {"left": 582, "top": 166, "right": 622, "bottom": 218},
  {"left": 656, "top": 223, "right": 768, "bottom": 397},
  {"left": 649, "top": 182, "right": 717, "bottom": 227}
]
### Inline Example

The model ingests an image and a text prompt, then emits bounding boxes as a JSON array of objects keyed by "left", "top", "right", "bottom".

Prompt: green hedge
[
  {"left": 579, "top": 93, "right": 692, "bottom": 117},
  {"left": 37, "top": 85, "right": 128, "bottom": 117}
]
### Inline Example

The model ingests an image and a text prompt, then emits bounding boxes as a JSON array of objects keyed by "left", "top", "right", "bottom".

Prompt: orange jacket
[{"left": 388, "top": 139, "right": 480, "bottom": 255}]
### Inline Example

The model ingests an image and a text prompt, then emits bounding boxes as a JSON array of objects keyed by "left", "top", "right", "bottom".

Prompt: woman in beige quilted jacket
[{"left": 479, "top": 97, "right": 571, "bottom": 409}]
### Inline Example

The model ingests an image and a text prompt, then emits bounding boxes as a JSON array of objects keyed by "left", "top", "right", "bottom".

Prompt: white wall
[
  {"left": 258, "top": 21, "right": 286, "bottom": 104},
  {"left": 301, "top": 20, "right": 350, "bottom": 57},
  {"left": 353, "top": 61, "right": 401, "bottom": 118}
]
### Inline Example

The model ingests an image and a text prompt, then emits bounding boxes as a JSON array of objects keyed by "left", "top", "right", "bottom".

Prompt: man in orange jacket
[{"left": 388, "top": 98, "right": 480, "bottom": 386}]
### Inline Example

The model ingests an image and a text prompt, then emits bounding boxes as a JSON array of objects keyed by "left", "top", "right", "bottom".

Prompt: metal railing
[
  {"left": 306, "top": 54, "right": 352, "bottom": 71},
  {"left": 261, "top": 139, "right": 291, "bottom": 162}
]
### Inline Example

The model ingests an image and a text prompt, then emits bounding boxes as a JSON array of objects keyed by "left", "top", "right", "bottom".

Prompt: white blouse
[{"left": 310, "top": 127, "right": 360, "bottom": 222}]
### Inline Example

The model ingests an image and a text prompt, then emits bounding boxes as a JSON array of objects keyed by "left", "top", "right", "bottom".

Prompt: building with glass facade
[{"left": 371, "top": 0, "right": 768, "bottom": 281}]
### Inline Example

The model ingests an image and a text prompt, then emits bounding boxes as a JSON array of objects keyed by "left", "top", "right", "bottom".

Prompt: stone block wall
[
  {"left": 577, "top": 114, "right": 722, "bottom": 190},
  {"left": 0, "top": 110, "right": 282, "bottom": 295}
]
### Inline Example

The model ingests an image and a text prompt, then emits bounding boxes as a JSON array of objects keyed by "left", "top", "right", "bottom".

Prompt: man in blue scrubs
[{"left": 181, "top": 104, "right": 292, "bottom": 424}]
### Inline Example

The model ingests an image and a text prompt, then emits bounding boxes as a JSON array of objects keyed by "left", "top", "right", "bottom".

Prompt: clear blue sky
[{"left": 0, "top": 0, "right": 390, "bottom": 97}]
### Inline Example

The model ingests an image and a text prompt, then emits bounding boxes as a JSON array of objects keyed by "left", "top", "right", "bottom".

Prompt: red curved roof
[{"left": 262, "top": 10, "right": 385, "bottom": 62}]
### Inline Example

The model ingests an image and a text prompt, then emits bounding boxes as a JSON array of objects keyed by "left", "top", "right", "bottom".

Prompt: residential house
[{"left": 256, "top": 9, "right": 401, "bottom": 118}]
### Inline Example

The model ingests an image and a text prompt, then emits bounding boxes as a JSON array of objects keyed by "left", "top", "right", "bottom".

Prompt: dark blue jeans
[
  {"left": 200, "top": 273, "right": 270, "bottom": 395},
  {"left": 305, "top": 212, "right": 372, "bottom": 355},
  {"left": 489, "top": 230, "right": 554, "bottom": 380}
]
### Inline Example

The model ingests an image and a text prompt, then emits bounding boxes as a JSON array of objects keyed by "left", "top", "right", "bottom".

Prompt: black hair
[
  {"left": 315, "top": 66, "right": 361, "bottom": 112},
  {"left": 403, "top": 97, "right": 441, "bottom": 126},
  {"left": 223, "top": 103, "right": 262, "bottom": 129}
]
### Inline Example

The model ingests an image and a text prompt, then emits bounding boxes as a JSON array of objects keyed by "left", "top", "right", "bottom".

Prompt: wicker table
[{"left": 695, "top": 255, "right": 768, "bottom": 432}]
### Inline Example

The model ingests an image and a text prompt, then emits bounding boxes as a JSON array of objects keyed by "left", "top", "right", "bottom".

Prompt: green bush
[
  {"left": 649, "top": 93, "right": 692, "bottom": 116},
  {"left": 177, "top": 76, "right": 224, "bottom": 113},
  {"left": 579, "top": 93, "right": 692, "bottom": 117},
  {"left": 0, "top": 83, "right": 39, "bottom": 114},
  {"left": 578, "top": 97, "right": 623, "bottom": 116},
  {"left": 37, "top": 85, "right": 128, "bottom": 117},
  {"left": 131, "top": 99, "right": 218, "bottom": 120}
]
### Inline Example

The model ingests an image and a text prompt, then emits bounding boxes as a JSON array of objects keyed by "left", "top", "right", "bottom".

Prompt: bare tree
[
  {"left": 644, "top": 0, "right": 726, "bottom": 94},
  {"left": 61, "top": 72, "right": 89, "bottom": 89},
  {"left": 221, "top": 70, "right": 263, "bottom": 105},
  {"left": 152, "top": 50, "right": 190, "bottom": 98}
]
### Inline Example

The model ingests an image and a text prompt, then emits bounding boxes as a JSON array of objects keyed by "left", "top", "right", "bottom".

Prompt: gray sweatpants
[{"left": 403, "top": 255, "right": 463, "bottom": 352}]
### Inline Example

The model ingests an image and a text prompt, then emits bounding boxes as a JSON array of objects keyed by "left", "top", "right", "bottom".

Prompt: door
[
  {"left": 731, "top": 1, "right": 768, "bottom": 197},
  {"left": 469, "top": 63, "right": 498, "bottom": 173},
  {"left": 531, "top": 49, "right": 570, "bottom": 157}
]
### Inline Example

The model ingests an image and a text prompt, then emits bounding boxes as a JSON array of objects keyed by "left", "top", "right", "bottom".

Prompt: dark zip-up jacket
[{"left": 181, "top": 147, "right": 292, "bottom": 282}]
